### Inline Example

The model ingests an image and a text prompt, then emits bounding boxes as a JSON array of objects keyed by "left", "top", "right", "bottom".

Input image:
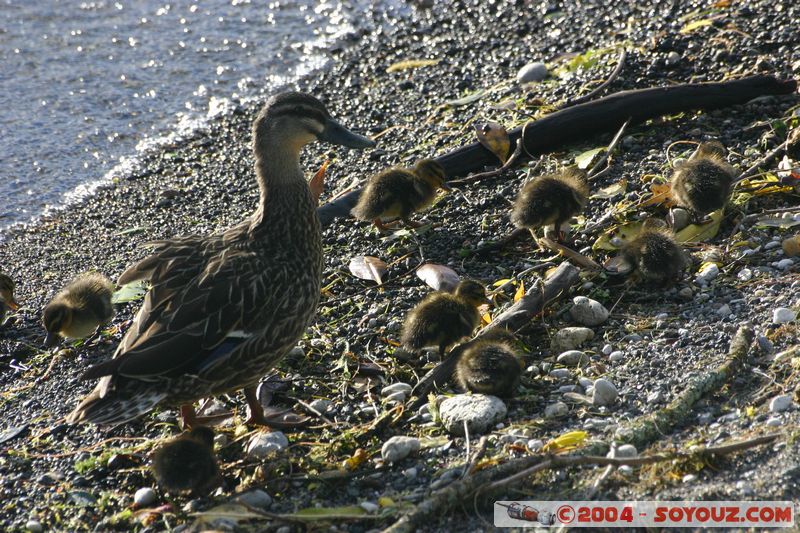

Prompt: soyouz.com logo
[{"left": 494, "top": 501, "right": 795, "bottom": 528}]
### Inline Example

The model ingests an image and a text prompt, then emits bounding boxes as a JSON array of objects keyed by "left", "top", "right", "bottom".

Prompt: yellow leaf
[
  {"left": 543, "top": 430, "right": 588, "bottom": 453},
  {"left": 591, "top": 178, "right": 628, "bottom": 199},
  {"left": 592, "top": 220, "right": 645, "bottom": 251},
  {"left": 474, "top": 122, "right": 511, "bottom": 163},
  {"left": 378, "top": 497, "right": 395, "bottom": 508},
  {"left": 679, "top": 19, "right": 713, "bottom": 34},
  {"left": 675, "top": 209, "right": 723, "bottom": 243},
  {"left": 641, "top": 182, "right": 675, "bottom": 207},
  {"left": 481, "top": 312, "right": 492, "bottom": 326},
  {"left": 745, "top": 406, "right": 756, "bottom": 418},
  {"left": 342, "top": 448, "right": 368, "bottom": 471},
  {"left": 514, "top": 280, "right": 525, "bottom": 302},
  {"left": 386, "top": 59, "right": 440, "bottom": 73},
  {"left": 492, "top": 278, "right": 513, "bottom": 287}
]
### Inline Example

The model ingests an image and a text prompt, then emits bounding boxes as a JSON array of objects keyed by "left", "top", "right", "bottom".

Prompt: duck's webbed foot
[
  {"left": 180, "top": 404, "right": 233, "bottom": 429},
  {"left": 243, "top": 386, "right": 309, "bottom": 429}
]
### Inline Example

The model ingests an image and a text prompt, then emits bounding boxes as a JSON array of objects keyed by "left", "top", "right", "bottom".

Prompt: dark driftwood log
[
  {"left": 408, "top": 262, "right": 580, "bottom": 409},
  {"left": 318, "top": 75, "right": 797, "bottom": 227}
]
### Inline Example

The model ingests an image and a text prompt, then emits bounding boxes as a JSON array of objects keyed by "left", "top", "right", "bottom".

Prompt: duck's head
[
  {"left": 694, "top": 141, "right": 726, "bottom": 159},
  {"left": 43, "top": 301, "right": 72, "bottom": 347},
  {"left": 253, "top": 92, "right": 375, "bottom": 156},
  {"left": 0, "top": 274, "right": 19, "bottom": 312},
  {"left": 414, "top": 159, "right": 450, "bottom": 191},
  {"left": 455, "top": 279, "right": 491, "bottom": 308}
]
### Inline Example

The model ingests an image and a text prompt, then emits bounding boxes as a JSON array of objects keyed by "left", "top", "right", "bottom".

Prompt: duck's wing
[
  {"left": 117, "top": 235, "right": 207, "bottom": 285},
  {"left": 83, "top": 237, "right": 265, "bottom": 381}
]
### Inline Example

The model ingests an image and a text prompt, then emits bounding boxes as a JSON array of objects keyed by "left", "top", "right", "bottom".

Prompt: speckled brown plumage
[
  {"left": 622, "top": 220, "right": 686, "bottom": 285},
  {"left": 151, "top": 426, "right": 221, "bottom": 496},
  {"left": 511, "top": 167, "right": 589, "bottom": 233},
  {"left": 67, "top": 92, "right": 373, "bottom": 425},
  {"left": 400, "top": 280, "right": 488, "bottom": 357},
  {"left": 670, "top": 141, "right": 735, "bottom": 217}
]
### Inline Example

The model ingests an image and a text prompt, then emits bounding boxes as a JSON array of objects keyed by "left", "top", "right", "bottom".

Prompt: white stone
[
  {"left": 381, "top": 436, "right": 421, "bottom": 463},
  {"left": 773, "top": 308, "right": 796, "bottom": 324},
  {"left": 695, "top": 263, "right": 719, "bottom": 284},
  {"left": 616, "top": 444, "right": 638, "bottom": 458},
  {"left": 716, "top": 304, "right": 732, "bottom": 317},
  {"left": 737, "top": 268, "right": 753, "bottom": 281},
  {"left": 766, "top": 417, "right": 783, "bottom": 427},
  {"left": 246, "top": 431, "right": 289, "bottom": 458},
  {"left": 556, "top": 350, "right": 588, "bottom": 366},
  {"left": 776, "top": 258, "right": 795, "bottom": 270},
  {"left": 544, "top": 401, "right": 569, "bottom": 418},
  {"left": 666, "top": 51, "right": 681, "bottom": 65},
  {"left": 592, "top": 379, "right": 618, "bottom": 406},
  {"left": 527, "top": 439, "right": 544, "bottom": 452},
  {"left": 439, "top": 394, "right": 507, "bottom": 436},
  {"left": 236, "top": 489, "right": 272, "bottom": 509},
  {"left": 682, "top": 473, "right": 697, "bottom": 483},
  {"left": 769, "top": 394, "right": 793, "bottom": 413},
  {"left": 549, "top": 368, "right": 572, "bottom": 379},
  {"left": 25, "top": 520, "right": 43, "bottom": 533},
  {"left": 609, "top": 351, "right": 624, "bottom": 362},
  {"left": 569, "top": 296, "right": 609, "bottom": 326},
  {"left": 618, "top": 465, "right": 634, "bottom": 475},
  {"left": 381, "top": 383, "right": 412, "bottom": 396},
  {"left": 602, "top": 344, "right": 613, "bottom": 355},
  {"left": 578, "top": 377, "right": 594, "bottom": 389},
  {"left": 359, "top": 501, "right": 380, "bottom": 513},
  {"left": 551, "top": 327, "right": 595, "bottom": 351},
  {"left": 134, "top": 487, "right": 157, "bottom": 507},
  {"left": 308, "top": 399, "right": 332, "bottom": 413},
  {"left": 516, "top": 61, "right": 548, "bottom": 83},
  {"left": 403, "top": 467, "right": 418, "bottom": 479}
]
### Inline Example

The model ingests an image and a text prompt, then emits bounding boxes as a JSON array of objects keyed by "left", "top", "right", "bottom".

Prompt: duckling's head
[
  {"left": 253, "top": 92, "right": 375, "bottom": 157},
  {"left": 186, "top": 426, "right": 215, "bottom": 448},
  {"left": 0, "top": 274, "right": 19, "bottom": 311},
  {"left": 414, "top": 159, "right": 450, "bottom": 191},
  {"left": 42, "top": 301, "right": 72, "bottom": 347},
  {"left": 694, "top": 141, "right": 726, "bottom": 159},
  {"left": 454, "top": 280, "right": 490, "bottom": 308}
]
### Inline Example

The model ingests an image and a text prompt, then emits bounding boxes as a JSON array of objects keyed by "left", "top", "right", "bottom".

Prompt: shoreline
[{"left": 2, "top": 0, "right": 800, "bottom": 531}]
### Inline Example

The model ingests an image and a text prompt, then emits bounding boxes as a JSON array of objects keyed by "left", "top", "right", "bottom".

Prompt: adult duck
[{"left": 67, "top": 92, "right": 374, "bottom": 426}]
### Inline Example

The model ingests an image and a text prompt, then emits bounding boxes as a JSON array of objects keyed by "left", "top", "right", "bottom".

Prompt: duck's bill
[
  {"left": 319, "top": 119, "right": 376, "bottom": 149},
  {"left": 44, "top": 332, "right": 61, "bottom": 348}
]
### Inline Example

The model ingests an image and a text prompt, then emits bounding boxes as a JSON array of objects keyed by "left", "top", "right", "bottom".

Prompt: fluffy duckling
[
  {"left": 43, "top": 272, "right": 114, "bottom": 347},
  {"left": 352, "top": 158, "right": 449, "bottom": 232},
  {"left": 151, "top": 426, "right": 221, "bottom": 496},
  {"left": 511, "top": 167, "right": 589, "bottom": 240},
  {"left": 401, "top": 280, "right": 489, "bottom": 357},
  {"left": 621, "top": 219, "right": 686, "bottom": 285},
  {"left": 455, "top": 329, "right": 523, "bottom": 397},
  {"left": 670, "top": 141, "right": 735, "bottom": 220},
  {"left": 0, "top": 273, "right": 19, "bottom": 324}
]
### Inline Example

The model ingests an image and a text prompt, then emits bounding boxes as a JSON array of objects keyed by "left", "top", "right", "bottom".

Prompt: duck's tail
[{"left": 66, "top": 379, "right": 167, "bottom": 426}]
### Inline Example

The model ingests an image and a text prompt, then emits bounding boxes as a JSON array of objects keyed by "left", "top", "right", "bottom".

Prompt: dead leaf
[
  {"left": 513, "top": 280, "right": 525, "bottom": 303},
  {"left": 593, "top": 220, "right": 645, "bottom": 251},
  {"left": 475, "top": 122, "right": 510, "bottom": 163},
  {"left": 416, "top": 263, "right": 460, "bottom": 292},
  {"left": 342, "top": 448, "right": 368, "bottom": 471},
  {"left": 386, "top": 59, "right": 440, "bottom": 73},
  {"left": 348, "top": 256, "right": 388, "bottom": 285},
  {"left": 542, "top": 430, "right": 588, "bottom": 453},
  {"left": 591, "top": 178, "right": 627, "bottom": 199},
  {"left": 679, "top": 19, "right": 714, "bottom": 34},
  {"left": 309, "top": 159, "right": 329, "bottom": 202},
  {"left": 675, "top": 209, "right": 723, "bottom": 243},
  {"left": 574, "top": 147, "right": 605, "bottom": 170},
  {"left": 481, "top": 312, "right": 492, "bottom": 326},
  {"left": 755, "top": 216, "right": 800, "bottom": 229},
  {"left": 603, "top": 255, "right": 634, "bottom": 275},
  {"left": 445, "top": 89, "right": 487, "bottom": 107},
  {"left": 112, "top": 280, "right": 148, "bottom": 304},
  {"left": 641, "top": 182, "right": 675, "bottom": 207}
]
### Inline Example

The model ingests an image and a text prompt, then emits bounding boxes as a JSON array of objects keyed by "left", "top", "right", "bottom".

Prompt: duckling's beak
[
  {"left": 318, "top": 119, "right": 375, "bottom": 149},
  {"left": 44, "top": 332, "right": 61, "bottom": 348}
]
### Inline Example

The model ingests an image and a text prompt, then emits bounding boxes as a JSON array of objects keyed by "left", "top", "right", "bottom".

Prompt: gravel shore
[{"left": 1, "top": 0, "right": 800, "bottom": 531}]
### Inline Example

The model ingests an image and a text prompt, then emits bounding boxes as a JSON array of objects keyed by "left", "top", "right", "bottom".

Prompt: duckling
[
  {"left": 43, "top": 272, "right": 114, "bottom": 347},
  {"left": 0, "top": 273, "right": 19, "bottom": 324},
  {"left": 621, "top": 219, "right": 686, "bottom": 285},
  {"left": 455, "top": 329, "right": 523, "bottom": 397},
  {"left": 352, "top": 158, "right": 449, "bottom": 232},
  {"left": 401, "top": 279, "right": 489, "bottom": 357},
  {"left": 670, "top": 141, "right": 735, "bottom": 221},
  {"left": 511, "top": 167, "right": 589, "bottom": 241},
  {"left": 151, "top": 426, "right": 221, "bottom": 496}
]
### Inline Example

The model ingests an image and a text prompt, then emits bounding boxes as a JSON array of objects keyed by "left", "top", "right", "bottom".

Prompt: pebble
[
  {"left": 695, "top": 263, "right": 719, "bottom": 285},
  {"left": 544, "top": 401, "right": 569, "bottom": 418},
  {"left": 214, "top": 433, "right": 228, "bottom": 447},
  {"left": 601, "top": 344, "right": 613, "bottom": 355},
  {"left": 383, "top": 391, "right": 407, "bottom": 404},
  {"left": 551, "top": 327, "right": 594, "bottom": 351},
  {"left": 246, "top": 431, "right": 289, "bottom": 458},
  {"left": 439, "top": 394, "right": 507, "bottom": 436},
  {"left": 678, "top": 287, "right": 693, "bottom": 300},
  {"left": 775, "top": 258, "right": 794, "bottom": 270},
  {"left": 772, "top": 308, "right": 796, "bottom": 324},
  {"left": 556, "top": 350, "right": 588, "bottom": 366},
  {"left": 669, "top": 208, "right": 690, "bottom": 231},
  {"left": 616, "top": 444, "right": 638, "bottom": 458},
  {"left": 381, "top": 383, "right": 412, "bottom": 396},
  {"left": 592, "top": 379, "right": 618, "bottom": 406},
  {"left": 236, "top": 489, "right": 272, "bottom": 509},
  {"left": 578, "top": 377, "right": 594, "bottom": 389},
  {"left": 527, "top": 439, "right": 544, "bottom": 452},
  {"left": 403, "top": 467, "right": 418, "bottom": 480},
  {"left": 516, "top": 61, "right": 548, "bottom": 83},
  {"left": 618, "top": 465, "right": 634, "bottom": 475},
  {"left": 134, "top": 487, "right": 157, "bottom": 507},
  {"left": 666, "top": 51, "right": 681, "bottom": 65},
  {"left": 359, "top": 501, "right": 380, "bottom": 514},
  {"left": 737, "top": 268, "right": 753, "bottom": 281},
  {"left": 766, "top": 417, "right": 783, "bottom": 427},
  {"left": 647, "top": 390, "right": 664, "bottom": 404},
  {"left": 308, "top": 399, "right": 332, "bottom": 413},
  {"left": 569, "top": 296, "right": 609, "bottom": 326},
  {"left": 682, "top": 473, "right": 697, "bottom": 483},
  {"left": 765, "top": 241, "right": 782, "bottom": 250},
  {"left": 549, "top": 368, "right": 572, "bottom": 379},
  {"left": 25, "top": 520, "right": 43, "bottom": 533},
  {"left": 608, "top": 351, "right": 624, "bottom": 363},
  {"left": 381, "top": 436, "right": 421, "bottom": 463},
  {"left": 756, "top": 335, "right": 774, "bottom": 354},
  {"left": 769, "top": 394, "right": 793, "bottom": 413},
  {"left": 716, "top": 304, "right": 732, "bottom": 317}
]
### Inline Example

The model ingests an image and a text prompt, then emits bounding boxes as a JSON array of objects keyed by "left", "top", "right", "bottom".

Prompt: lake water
[{"left": 0, "top": 0, "right": 389, "bottom": 232}]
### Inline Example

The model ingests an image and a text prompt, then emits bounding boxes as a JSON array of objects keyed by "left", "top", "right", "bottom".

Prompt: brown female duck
[{"left": 67, "top": 92, "right": 374, "bottom": 427}]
